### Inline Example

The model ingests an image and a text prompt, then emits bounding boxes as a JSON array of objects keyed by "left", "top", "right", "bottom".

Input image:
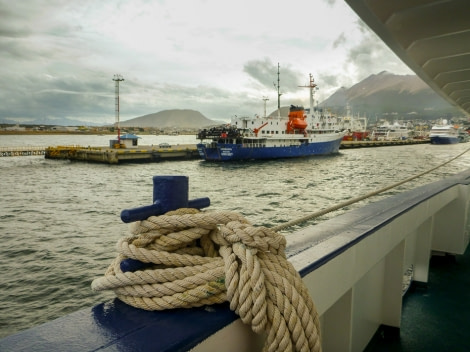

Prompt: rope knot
[
  {"left": 214, "top": 221, "right": 286, "bottom": 255},
  {"left": 91, "top": 209, "right": 321, "bottom": 352}
]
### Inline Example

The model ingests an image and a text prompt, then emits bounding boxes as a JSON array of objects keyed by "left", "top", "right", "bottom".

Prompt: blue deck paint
[{"left": 0, "top": 299, "right": 237, "bottom": 352}]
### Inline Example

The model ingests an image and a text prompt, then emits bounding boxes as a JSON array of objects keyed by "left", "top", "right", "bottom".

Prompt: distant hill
[
  {"left": 120, "top": 109, "right": 224, "bottom": 128},
  {"left": 320, "top": 71, "right": 461, "bottom": 119}
]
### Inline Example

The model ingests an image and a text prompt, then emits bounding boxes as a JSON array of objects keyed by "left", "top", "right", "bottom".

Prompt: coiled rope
[{"left": 92, "top": 208, "right": 322, "bottom": 352}]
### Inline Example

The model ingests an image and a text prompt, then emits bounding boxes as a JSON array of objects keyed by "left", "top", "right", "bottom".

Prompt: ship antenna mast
[
  {"left": 262, "top": 96, "right": 269, "bottom": 118},
  {"left": 113, "top": 74, "right": 125, "bottom": 144},
  {"left": 273, "top": 63, "right": 282, "bottom": 117},
  {"left": 298, "top": 73, "right": 317, "bottom": 113}
]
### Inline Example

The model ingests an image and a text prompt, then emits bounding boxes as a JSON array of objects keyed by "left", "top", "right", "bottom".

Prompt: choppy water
[{"left": 1, "top": 134, "right": 470, "bottom": 338}]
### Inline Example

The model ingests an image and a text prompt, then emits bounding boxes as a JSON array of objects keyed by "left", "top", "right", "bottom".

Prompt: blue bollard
[
  {"left": 120, "top": 176, "right": 210, "bottom": 223},
  {"left": 119, "top": 176, "right": 210, "bottom": 272}
]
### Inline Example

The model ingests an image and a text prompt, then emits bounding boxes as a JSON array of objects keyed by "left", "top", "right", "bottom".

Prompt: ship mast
[
  {"left": 298, "top": 73, "right": 317, "bottom": 114},
  {"left": 274, "top": 63, "right": 282, "bottom": 118}
]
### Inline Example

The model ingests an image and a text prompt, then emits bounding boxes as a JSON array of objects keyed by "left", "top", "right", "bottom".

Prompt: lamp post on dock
[{"left": 113, "top": 74, "right": 124, "bottom": 144}]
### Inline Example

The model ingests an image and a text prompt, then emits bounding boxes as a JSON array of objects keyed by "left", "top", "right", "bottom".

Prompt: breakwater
[
  {"left": 44, "top": 144, "right": 200, "bottom": 163},
  {"left": 340, "top": 138, "right": 430, "bottom": 148},
  {"left": 0, "top": 146, "right": 46, "bottom": 157}
]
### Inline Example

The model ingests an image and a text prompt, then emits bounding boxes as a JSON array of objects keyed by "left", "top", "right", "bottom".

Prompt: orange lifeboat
[
  {"left": 287, "top": 105, "right": 307, "bottom": 133},
  {"left": 291, "top": 118, "right": 307, "bottom": 130}
]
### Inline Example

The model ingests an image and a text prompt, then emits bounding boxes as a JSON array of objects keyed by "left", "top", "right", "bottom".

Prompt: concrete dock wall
[{"left": 45, "top": 145, "right": 200, "bottom": 163}]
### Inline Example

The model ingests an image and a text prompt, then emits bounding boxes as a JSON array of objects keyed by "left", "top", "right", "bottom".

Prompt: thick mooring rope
[
  {"left": 92, "top": 208, "right": 322, "bottom": 352},
  {"left": 273, "top": 146, "right": 470, "bottom": 231}
]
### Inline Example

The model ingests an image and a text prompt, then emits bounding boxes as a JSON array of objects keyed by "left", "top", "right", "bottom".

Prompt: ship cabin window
[
  {"left": 262, "top": 130, "right": 265, "bottom": 134},
  {"left": 252, "top": 121, "right": 254, "bottom": 124},
  {"left": 271, "top": 131, "right": 274, "bottom": 134},
  {"left": 276, "top": 131, "right": 279, "bottom": 134}
]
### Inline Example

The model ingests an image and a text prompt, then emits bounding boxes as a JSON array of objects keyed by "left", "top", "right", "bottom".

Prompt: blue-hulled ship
[
  {"left": 429, "top": 120, "right": 460, "bottom": 144},
  {"left": 196, "top": 73, "right": 345, "bottom": 161}
]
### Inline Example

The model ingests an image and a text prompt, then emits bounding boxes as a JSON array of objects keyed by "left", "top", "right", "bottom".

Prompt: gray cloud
[
  {"left": 317, "top": 74, "right": 339, "bottom": 88},
  {"left": 0, "top": 71, "right": 112, "bottom": 120},
  {"left": 343, "top": 20, "right": 413, "bottom": 82},
  {"left": 0, "top": 1, "right": 412, "bottom": 125},
  {"left": 243, "top": 58, "right": 304, "bottom": 94},
  {"left": 0, "top": 3, "right": 33, "bottom": 38},
  {"left": 332, "top": 32, "right": 347, "bottom": 49}
]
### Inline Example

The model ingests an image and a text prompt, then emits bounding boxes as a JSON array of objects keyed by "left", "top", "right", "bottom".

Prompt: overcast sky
[{"left": 0, "top": 0, "right": 413, "bottom": 124}]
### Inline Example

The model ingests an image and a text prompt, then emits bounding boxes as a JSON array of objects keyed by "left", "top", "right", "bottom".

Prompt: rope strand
[
  {"left": 273, "top": 146, "right": 470, "bottom": 231},
  {"left": 92, "top": 209, "right": 322, "bottom": 352}
]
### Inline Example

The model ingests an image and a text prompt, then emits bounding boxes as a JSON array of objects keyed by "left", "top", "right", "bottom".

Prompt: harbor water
[{"left": 1, "top": 134, "right": 470, "bottom": 339}]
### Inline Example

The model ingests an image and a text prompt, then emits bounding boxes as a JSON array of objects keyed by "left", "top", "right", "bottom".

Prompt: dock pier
[
  {"left": 340, "top": 138, "right": 430, "bottom": 148},
  {"left": 45, "top": 144, "right": 200, "bottom": 164},
  {"left": 0, "top": 146, "right": 46, "bottom": 157}
]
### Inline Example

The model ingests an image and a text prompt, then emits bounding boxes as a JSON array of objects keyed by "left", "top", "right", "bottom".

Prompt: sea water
[{"left": 1, "top": 134, "right": 469, "bottom": 338}]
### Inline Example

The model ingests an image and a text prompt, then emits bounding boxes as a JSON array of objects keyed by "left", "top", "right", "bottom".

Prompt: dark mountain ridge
[{"left": 320, "top": 71, "right": 461, "bottom": 119}]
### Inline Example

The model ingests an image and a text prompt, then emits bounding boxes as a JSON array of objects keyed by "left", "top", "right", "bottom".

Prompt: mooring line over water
[{"left": 272, "top": 146, "right": 470, "bottom": 232}]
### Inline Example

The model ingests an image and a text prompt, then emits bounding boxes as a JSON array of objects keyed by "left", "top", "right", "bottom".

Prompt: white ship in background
[
  {"left": 196, "top": 68, "right": 345, "bottom": 161},
  {"left": 429, "top": 119, "right": 460, "bottom": 144}
]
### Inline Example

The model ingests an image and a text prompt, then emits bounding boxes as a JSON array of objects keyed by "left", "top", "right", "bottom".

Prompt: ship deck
[{"left": 365, "top": 247, "right": 470, "bottom": 351}]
